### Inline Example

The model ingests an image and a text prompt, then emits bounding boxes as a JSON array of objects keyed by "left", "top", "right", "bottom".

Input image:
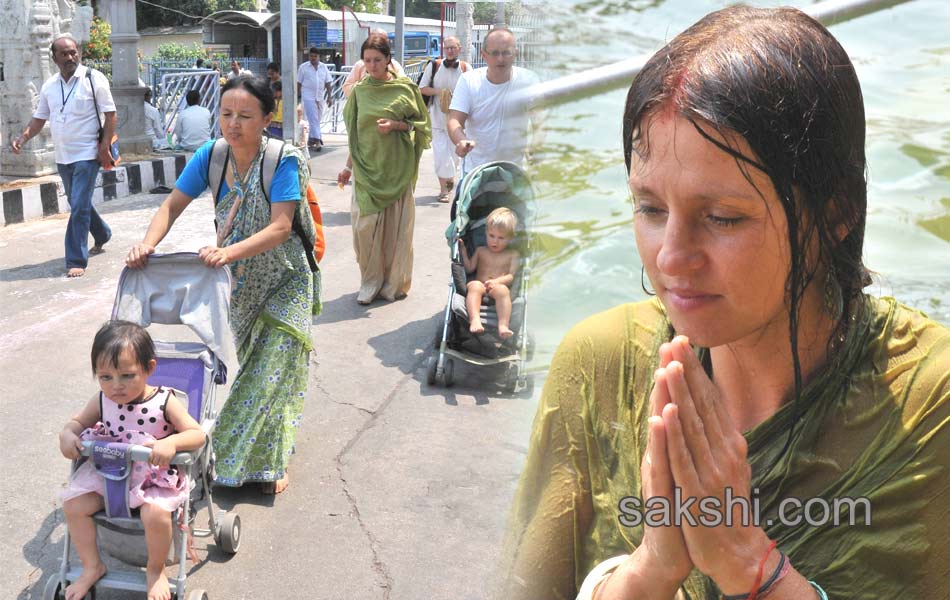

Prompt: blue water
[{"left": 528, "top": 0, "right": 950, "bottom": 366}]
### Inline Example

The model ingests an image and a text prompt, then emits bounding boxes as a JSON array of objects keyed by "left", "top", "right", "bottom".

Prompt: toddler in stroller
[
  {"left": 459, "top": 207, "right": 520, "bottom": 338},
  {"left": 48, "top": 253, "right": 241, "bottom": 600},
  {"left": 428, "top": 161, "right": 533, "bottom": 391},
  {"left": 58, "top": 321, "right": 203, "bottom": 600}
]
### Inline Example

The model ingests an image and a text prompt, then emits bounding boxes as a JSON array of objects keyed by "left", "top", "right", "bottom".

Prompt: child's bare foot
[
  {"left": 64, "top": 561, "right": 106, "bottom": 600},
  {"left": 146, "top": 567, "right": 171, "bottom": 600},
  {"left": 498, "top": 325, "right": 514, "bottom": 339},
  {"left": 66, "top": 267, "right": 85, "bottom": 278},
  {"left": 470, "top": 319, "right": 485, "bottom": 334}
]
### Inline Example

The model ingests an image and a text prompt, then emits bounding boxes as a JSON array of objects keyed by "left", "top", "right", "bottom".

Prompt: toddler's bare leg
[
  {"left": 491, "top": 284, "right": 514, "bottom": 338},
  {"left": 466, "top": 281, "right": 486, "bottom": 333},
  {"left": 62, "top": 493, "right": 107, "bottom": 600},
  {"left": 141, "top": 503, "right": 172, "bottom": 600}
]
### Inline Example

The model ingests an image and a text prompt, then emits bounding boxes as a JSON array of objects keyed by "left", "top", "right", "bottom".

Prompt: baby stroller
[
  {"left": 45, "top": 253, "right": 241, "bottom": 600},
  {"left": 427, "top": 161, "right": 534, "bottom": 392}
]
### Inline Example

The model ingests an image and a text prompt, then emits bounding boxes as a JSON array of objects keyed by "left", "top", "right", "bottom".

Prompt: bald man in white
[{"left": 418, "top": 36, "right": 470, "bottom": 202}]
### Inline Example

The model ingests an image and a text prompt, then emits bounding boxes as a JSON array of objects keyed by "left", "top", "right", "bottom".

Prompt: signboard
[{"left": 307, "top": 20, "right": 328, "bottom": 46}]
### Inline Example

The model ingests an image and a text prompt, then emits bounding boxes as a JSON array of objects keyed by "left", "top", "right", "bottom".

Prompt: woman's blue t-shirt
[{"left": 175, "top": 139, "right": 300, "bottom": 203}]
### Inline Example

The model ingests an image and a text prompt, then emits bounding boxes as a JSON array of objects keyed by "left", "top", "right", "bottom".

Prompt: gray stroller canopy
[
  {"left": 445, "top": 161, "right": 534, "bottom": 245},
  {"left": 111, "top": 252, "right": 234, "bottom": 365}
]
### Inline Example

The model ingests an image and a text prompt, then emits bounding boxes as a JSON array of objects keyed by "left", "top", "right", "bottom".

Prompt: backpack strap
[
  {"left": 208, "top": 138, "right": 230, "bottom": 206},
  {"left": 263, "top": 138, "right": 319, "bottom": 272},
  {"left": 259, "top": 137, "right": 286, "bottom": 203},
  {"left": 210, "top": 137, "right": 318, "bottom": 271}
]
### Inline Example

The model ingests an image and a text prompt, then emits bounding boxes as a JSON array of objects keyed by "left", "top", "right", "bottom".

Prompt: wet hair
[
  {"left": 185, "top": 90, "right": 200, "bottom": 105},
  {"left": 267, "top": 61, "right": 280, "bottom": 73},
  {"left": 487, "top": 207, "right": 518, "bottom": 238},
  {"left": 91, "top": 321, "right": 156, "bottom": 374},
  {"left": 622, "top": 5, "right": 871, "bottom": 461},
  {"left": 483, "top": 27, "right": 514, "bottom": 47},
  {"left": 221, "top": 75, "right": 275, "bottom": 116},
  {"left": 272, "top": 80, "right": 282, "bottom": 92},
  {"left": 361, "top": 32, "right": 392, "bottom": 61}
]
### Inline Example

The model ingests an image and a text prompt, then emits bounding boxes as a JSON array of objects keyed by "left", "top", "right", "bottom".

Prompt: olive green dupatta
[
  {"left": 502, "top": 296, "right": 950, "bottom": 600},
  {"left": 343, "top": 74, "right": 431, "bottom": 215}
]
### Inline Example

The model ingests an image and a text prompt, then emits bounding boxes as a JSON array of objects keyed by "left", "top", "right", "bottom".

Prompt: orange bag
[{"left": 306, "top": 184, "right": 326, "bottom": 262}]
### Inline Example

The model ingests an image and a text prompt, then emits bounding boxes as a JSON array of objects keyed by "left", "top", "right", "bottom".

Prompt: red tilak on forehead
[{"left": 663, "top": 66, "right": 689, "bottom": 118}]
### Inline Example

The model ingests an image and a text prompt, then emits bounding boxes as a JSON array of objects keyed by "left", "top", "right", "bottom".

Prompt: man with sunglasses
[
  {"left": 447, "top": 28, "right": 539, "bottom": 172},
  {"left": 419, "top": 36, "right": 470, "bottom": 202}
]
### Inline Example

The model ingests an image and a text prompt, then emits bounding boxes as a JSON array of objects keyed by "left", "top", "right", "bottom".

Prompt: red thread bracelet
[{"left": 747, "top": 540, "right": 778, "bottom": 600}]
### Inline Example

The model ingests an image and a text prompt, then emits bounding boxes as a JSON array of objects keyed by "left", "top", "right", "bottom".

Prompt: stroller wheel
[
  {"left": 442, "top": 359, "right": 456, "bottom": 387},
  {"left": 187, "top": 590, "right": 210, "bottom": 600},
  {"left": 525, "top": 333, "right": 536, "bottom": 362},
  {"left": 426, "top": 355, "right": 438, "bottom": 386},
  {"left": 42, "top": 574, "right": 63, "bottom": 600},
  {"left": 215, "top": 511, "right": 242, "bottom": 554},
  {"left": 504, "top": 364, "right": 521, "bottom": 393}
]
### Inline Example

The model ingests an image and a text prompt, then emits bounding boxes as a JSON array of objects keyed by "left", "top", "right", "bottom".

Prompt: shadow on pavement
[
  {"left": 0, "top": 258, "right": 67, "bottom": 281},
  {"left": 314, "top": 292, "right": 375, "bottom": 326},
  {"left": 367, "top": 310, "right": 535, "bottom": 405}
]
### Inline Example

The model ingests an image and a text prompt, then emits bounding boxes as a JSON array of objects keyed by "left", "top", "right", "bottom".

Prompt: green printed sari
[{"left": 213, "top": 136, "right": 320, "bottom": 486}]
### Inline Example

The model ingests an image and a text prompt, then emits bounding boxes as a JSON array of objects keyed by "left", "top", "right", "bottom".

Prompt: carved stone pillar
[
  {"left": 0, "top": 0, "right": 59, "bottom": 176},
  {"left": 103, "top": 0, "right": 149, "bottom": 154}
]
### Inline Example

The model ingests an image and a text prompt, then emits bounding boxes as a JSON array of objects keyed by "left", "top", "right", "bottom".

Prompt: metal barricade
[{"left": 157, "top": 71, "right": 222, "bottom": 143}]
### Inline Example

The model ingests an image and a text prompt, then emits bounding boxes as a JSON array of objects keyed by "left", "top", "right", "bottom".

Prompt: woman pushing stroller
[
  {"left": 127, "top": 74, "right": 319, "bottom": 495},
  {"left": 59, "top": 321, "right": 203, "bottom": 600}
]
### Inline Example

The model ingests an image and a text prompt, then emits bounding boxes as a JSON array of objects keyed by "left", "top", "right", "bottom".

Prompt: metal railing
[
  {"left": 156, "top": 72, "right": 222, "bottom": 145},
  {"left": 512, "top": 0, "right": 917, "bottom": 111}
]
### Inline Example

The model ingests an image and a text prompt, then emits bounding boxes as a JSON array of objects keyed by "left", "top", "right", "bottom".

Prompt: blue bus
[{"left": 387, "top": 31, "right": 441, "bottom": 60}]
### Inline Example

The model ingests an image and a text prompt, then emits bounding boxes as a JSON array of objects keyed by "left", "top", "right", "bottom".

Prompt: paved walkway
[{"left": 0, "top": 134, "right": 538, "bottom": 599}]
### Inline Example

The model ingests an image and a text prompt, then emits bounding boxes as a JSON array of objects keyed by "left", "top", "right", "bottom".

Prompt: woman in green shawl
[
  {"left": 127, "top": 75, "right": 319, "bottom": 495},
  {"left": 503, "top": 7, "right": 950, "bottom": 600},
  {"left": 338, "top": 32, "right": 431, "bottom": 305}
]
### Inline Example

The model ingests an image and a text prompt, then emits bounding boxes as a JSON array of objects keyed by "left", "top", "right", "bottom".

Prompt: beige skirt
[{"left": 350, "top": 186, "right": 415, "bottom": 303}]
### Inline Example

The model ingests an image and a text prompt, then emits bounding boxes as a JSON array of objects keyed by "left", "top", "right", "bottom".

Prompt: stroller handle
[{"left": 79, "top": 440, "right": 197, "bottom": 466}]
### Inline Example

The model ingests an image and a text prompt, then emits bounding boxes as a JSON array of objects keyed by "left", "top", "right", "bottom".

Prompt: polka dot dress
[{"left": 61, "top": 388, "right": 189, "bottom": 512}]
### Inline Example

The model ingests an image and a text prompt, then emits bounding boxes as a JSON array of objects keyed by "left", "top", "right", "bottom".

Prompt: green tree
[
  {"left": 136, "top": 0, "right": 256, "bottom": 29},
  {"left": 322, "top": 0, "right": 382, "bottom": 13},
  {"left": 82, "top": 16, "right": 112, "bottom": 60}
]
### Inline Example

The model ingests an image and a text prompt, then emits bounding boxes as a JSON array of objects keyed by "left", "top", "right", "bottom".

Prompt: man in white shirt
[
  {"left": 143, "top": 88, "right": 168, "bottom": 150},
  {"left": 448, "top": 28, "right": 539, "bottom": 171},
  {"left": 297, "top": 47, "right": 333, "bottom": 150},
  {"left": 226, "top": 59, "right": 251, "bottom": 80},
  {"left": 418, "top": 36, "right": 470, "bottom": 202},
  {"left": 174, "top": 90, "right": 212, "bottom": 151},
  {"left": 10, "top": 35, "right": 115, "bottom": 278}
]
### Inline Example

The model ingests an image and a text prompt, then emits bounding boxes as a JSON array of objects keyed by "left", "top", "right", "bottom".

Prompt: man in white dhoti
[{"left": 418, "top": 36, "right": 470, "bottom": 202}]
